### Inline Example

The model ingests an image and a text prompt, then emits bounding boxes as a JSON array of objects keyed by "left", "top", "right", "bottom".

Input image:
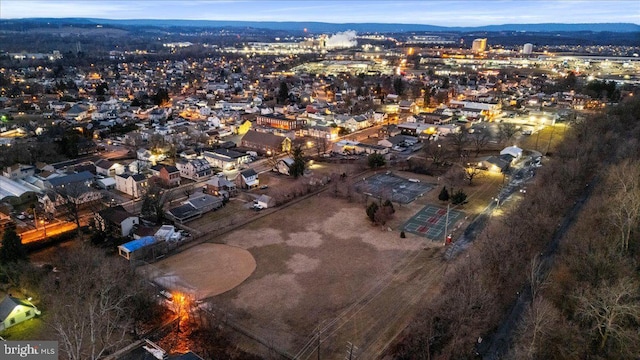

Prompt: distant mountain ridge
[{"left": 2, "top": 18, "right": 640, "bottom": 33}]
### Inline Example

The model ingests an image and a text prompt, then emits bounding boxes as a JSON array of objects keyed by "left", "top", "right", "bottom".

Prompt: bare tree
[
  {"left": 266, "top": 152, "right": 281, "bottom": 171},
  {"left": 470, "top": 128, "right": 491, "bottom": 156},
  {"left": 497, "top": 122, "right": 518, "bottom": 145},
  {"left": 314, "top": 137, "right": 330, "bottom": 156},
  {"left": 424, "top": 140, "right": 448, "bottom": 166},
  {"left": 462, "top": 162, "right": 484, "bottom": 185},
  {"left": 450, "top": 128, "right": 470, "bottom": 158},
  {"left": 575, "top": 277, "right": 640, "bottom": 353},
  {"left": 52, "top": 182, "right": 101, "bottom": 228},
  {"left": 41, "top": 246, "right": 147, "bottom": 360},
  {"left": 605, "top": 160, "right": 640, "bottom": 252},
  {"left": 511, "top": 296, "right": 562, "bottom": 360},
  {"left": 183, "top": 184, "right": 195, "bottom": 199}
]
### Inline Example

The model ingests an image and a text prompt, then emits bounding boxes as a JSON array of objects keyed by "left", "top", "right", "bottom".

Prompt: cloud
[
  {"left": 0, "top": 0, "right": 637, "bottom": 24},
  {"left": 325, "top": 30, "right": 358, "bottom": 49}
]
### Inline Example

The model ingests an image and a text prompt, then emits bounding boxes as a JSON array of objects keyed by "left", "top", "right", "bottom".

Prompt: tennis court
[
  {"left": 404, "top": 205, "right": 463, "bottom": 240},
  {"left": 354, "top": 173, "right": 433, "bottom": 204}
]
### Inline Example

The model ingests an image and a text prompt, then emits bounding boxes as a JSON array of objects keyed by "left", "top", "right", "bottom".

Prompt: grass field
[{"left": 152, "top": 163, "right": 505, "bottom": 358}]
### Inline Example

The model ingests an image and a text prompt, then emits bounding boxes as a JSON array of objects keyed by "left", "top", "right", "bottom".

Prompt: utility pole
[{"left": 443, "top": 203, "right": 450, "bottom": 246}]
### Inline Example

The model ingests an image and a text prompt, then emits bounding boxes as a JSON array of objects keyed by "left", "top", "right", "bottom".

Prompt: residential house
[
  {"left": 344, "top": 114, "right": 371, "bottom": 132},
  {"left": 179, "top": 149, "right": 198, "bottom": 160},
  {"left": 204, "top": 176, "right": 237, "bottom": 197},
  {"left": 96, "top": 205, "right": 139, "bottom": 237},
  {"left": 95, "top": 159, "right": 125, "bottom": 177},
  {"left": 166, "top": 203, "right": 201, "bottom": 224},
  {"left": 150, "top": 164, "right": 181, "bottom": 187},
  {"left": 303, "top": 125, "right": 339, "bottom": 140},
  {"left": 185, "top": 193, "right": 224, "bottom": 213},
  {"left": 115, "top": 173, "right": 148, "bottom": 198},
  {"left": 2, "top": 164, "right": 35, "bottom": 180},
  {"left": 148, "top": 107, "right": 170, "bottom": 122},
  {"left": 0, "top": 295, "right": 41, "bottom": 332},
  {"left": 399, "top": 100, "right": 416, "bottom": 112},
  {"left": 176, "top": 159, "right": 212, "bottom": 180},
  {"left": 64, "top": 103, "right": 90, "bottom": 121},
  {"left": 275, "top": 157, "right": 295, "bottom": 176},
  {"left": 241, "top": 130, "right": 292, "bottom": 154},
  {"left": 203, "top": 148, "right": 249, "bottom": 171},
  {"left": 238, "top": 168, "right": 259, "bottom": 189},
  {"left": 40, "top": 171, "right": 101, "bottom": 214}
]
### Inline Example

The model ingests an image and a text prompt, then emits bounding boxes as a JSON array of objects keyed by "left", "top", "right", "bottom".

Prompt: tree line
[{"left": 391, "top": 96, "right": 640, "bottom": 359}]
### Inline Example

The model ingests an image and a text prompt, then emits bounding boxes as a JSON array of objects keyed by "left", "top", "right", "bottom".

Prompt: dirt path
[
  {"left": 292, "top": 247, "right": 445, "bottom": 360},
  {"left": 477, "top": 177, "right": 598, "bottom": 359}
]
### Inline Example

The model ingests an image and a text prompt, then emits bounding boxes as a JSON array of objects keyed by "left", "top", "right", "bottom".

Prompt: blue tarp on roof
[{"left": 120, "top": 236, "right": 157, "bottom": 252}]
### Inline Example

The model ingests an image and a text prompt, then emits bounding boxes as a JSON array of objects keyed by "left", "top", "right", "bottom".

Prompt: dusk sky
[{"left": 1, "top": 0, "right": 639, "bottom": 26}]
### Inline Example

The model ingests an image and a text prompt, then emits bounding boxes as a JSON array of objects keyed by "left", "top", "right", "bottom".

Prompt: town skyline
[{"left": 2, "top": 0, "right": 639, "bottom": 26}]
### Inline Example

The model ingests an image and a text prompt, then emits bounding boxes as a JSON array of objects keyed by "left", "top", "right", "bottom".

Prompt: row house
[
  {"left": 302, "top": 125, "right": 339, "bottom": 140},
  {"left": 115, "top": 173, "right": 148, "bottom": 198},
  {"left": 149, "top": 164, "right": 181, "bottom": 187}
]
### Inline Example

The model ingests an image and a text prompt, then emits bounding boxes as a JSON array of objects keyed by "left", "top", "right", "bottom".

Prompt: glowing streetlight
[{"left": 40, "top": 219, "right": 47, "bottom": 238}]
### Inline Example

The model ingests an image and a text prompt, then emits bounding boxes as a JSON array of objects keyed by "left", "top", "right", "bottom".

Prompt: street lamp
[{"left": 40, "top": 220, "right": 47, "bottom": 238}]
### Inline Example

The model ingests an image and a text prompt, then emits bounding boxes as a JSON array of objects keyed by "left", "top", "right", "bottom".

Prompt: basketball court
[{"left": 354, "top": 173, "right": 433, "bottom": 204}]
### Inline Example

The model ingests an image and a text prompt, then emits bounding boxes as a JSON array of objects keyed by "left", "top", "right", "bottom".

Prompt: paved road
[
  {"left": 20, "top": 221, "right": 77, "bottom": 244},
  {"left": 444, "top": 160, "right": 536, "bottom": 260}
]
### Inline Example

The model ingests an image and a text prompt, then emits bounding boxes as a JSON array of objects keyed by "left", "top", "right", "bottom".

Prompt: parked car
[{"left": 252, "top": 203, "right": 264, "bottom": 211}]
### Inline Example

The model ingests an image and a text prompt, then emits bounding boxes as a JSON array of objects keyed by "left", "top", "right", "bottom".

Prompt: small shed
[
  {"left": 500, "top": 146, "right": 523, "bottom": 159},
  {"left": 117, "top": 236, "right": 158, "bottom": 260},
  {"left": 256, "top": 194, "right": 276, "bottom": 209}
]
